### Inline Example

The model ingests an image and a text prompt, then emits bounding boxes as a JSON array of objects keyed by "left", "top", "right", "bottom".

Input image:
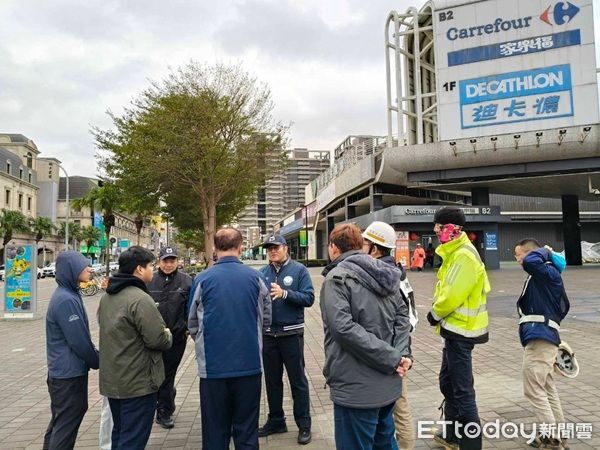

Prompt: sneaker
[
  {"left": 297, "top": 428, "right": 312, "bottom": 445},
  {"left": 433, "top": 430, "right": 459, "bottom": 450},
  {"left": 155, "top": 413, "right": 174, "bottom": 429},
  {"left": 258, "top": 421, "right": 287, "bottom": 437}
]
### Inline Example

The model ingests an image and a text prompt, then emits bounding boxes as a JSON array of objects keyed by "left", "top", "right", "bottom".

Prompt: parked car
[
  {"left": 109, "top": 262, "right": 119, "bottom": 273},
  {"left": 91, "top": 263, "right": 105, "bottom": 275},
  {"left": 42, "top": 263, "right": 56, "bottom": 278},
  {"left": 0, "top": 264, "right": 44, "bottom": 280}
]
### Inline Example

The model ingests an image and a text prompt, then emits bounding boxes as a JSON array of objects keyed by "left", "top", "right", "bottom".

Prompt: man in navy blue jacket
[
  {"left": 44, "top": 251, "right": 99, "bottom": 450},
  {"left": 188, "top": 228, "right": 271, "bottom": 450},
  {"left": 258, "top": 235, "right": 315, "bottom": 445},
  {"left": 515, "top": 238, "right": 569, "bottom": 449}
]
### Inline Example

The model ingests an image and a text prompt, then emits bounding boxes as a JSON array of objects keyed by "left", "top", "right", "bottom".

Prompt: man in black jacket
[{"left": 148, "top": 246, "right": 193, "bottom": 429}]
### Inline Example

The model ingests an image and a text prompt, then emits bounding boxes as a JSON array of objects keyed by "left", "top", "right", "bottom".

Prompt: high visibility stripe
[
  {"left": 441, "top": 320, "right": 489, "bottom": 337},
  {"left": 519, "top": 315, "right": 560, "bottom": 330},
  {"left": 364, "top": 231, "right": 386, "bottom": 244},
  {"left": 446, "top": 263, "right": 462, "bottom": 285},
  {"left": 456, "top": 304, "right": 487, "bottom": 317}
]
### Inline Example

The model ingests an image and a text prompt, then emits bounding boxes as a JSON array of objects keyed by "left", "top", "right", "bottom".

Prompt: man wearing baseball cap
[
  {"left": 258, "top": 235, "right": 315, "bottom": 445},
  {"left": 148, "top": 246, "right": 193, "bottom": 429}
]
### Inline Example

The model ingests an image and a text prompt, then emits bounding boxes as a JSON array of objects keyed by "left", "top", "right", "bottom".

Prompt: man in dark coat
[{"left": 148, "top": 246, "right": 193, "bottom": 428}]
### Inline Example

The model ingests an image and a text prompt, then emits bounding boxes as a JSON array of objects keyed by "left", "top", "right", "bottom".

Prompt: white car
[
  {"left": 91, "top": 263, "right": 105, "bottom": 275},
  {"left": 42, "top": 263, "right": 56, "bottom": 277},
  {"left": 109, "top": 262, "right": 119, "bottom": 273},
  {"left": 0, "top": 264, "right": 44, "bottom": 280}
]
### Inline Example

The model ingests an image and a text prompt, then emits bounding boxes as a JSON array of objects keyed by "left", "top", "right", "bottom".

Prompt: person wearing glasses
[{"left": 258, "top": 234, "right": 315, "bottom": 445}]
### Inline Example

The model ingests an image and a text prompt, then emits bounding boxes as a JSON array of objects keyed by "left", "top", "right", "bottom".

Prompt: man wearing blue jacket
[
  {"left": 44, "top": 251, "right": 99, "bottom": 450},
  {"left": 515, "top": 238, "right": 569, "bottom": 450},
  {"left": 188, "top": 228, "right": 271, "bottom": 450},
  {"left": 258, "top": 234, "right": 315, "bottom": 445}
]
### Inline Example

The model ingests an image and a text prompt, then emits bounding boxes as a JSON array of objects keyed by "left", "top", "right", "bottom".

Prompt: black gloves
[{"left": 427, "top": 311, "right": 440, "bottom": 326}]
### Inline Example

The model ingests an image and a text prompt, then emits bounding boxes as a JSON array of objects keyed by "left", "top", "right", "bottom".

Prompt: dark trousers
[
  {"left": 43, "top": 374, "right": 88, "bottom": 450},
  {"left": 199, "top": 374, "right": 261, "bottom": 450},
  {"left": 157, "top": 337, "right": 187, "bottom": 416},
  {"left": 263, "top": 333, "right": 311, "bottom": 429},
  {"left": 109, "top": 392, "right": 157, "bottom": 450},
  {"left": 439, "top": 338, "right": 482, "bottom": 450},
  {"left": 333, "top": 402, "right": 398, "bottom": 450}
]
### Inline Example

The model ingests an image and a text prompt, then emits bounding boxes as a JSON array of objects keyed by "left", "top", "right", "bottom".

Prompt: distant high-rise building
[
  {"left": 283, "top": 149, "right": 330, "bottom": 214},
  {"left": 236, "top": 148, "right": 330, "bottom": 252}
]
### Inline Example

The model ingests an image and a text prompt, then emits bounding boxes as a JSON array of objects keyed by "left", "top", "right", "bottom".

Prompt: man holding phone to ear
[{"left": 427, "top": 207, "right": 490, "bottom": 450}]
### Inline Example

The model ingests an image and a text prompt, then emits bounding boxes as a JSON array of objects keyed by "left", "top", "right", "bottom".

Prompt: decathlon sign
[
  {"left": 434, "top": 0, "right": 598, "bottom": 141},
  {"left": 460, "top": 65, "right": 573, "bottom": 129}
]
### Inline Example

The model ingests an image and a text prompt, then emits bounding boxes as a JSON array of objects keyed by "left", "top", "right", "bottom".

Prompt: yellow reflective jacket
[{"left": 431, "top": 232, "right": 490, "bottom": 343}]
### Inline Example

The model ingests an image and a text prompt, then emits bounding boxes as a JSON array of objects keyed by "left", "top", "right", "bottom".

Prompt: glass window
[{"left": 5, "top": 190, "right": 10, "bottom": 205}]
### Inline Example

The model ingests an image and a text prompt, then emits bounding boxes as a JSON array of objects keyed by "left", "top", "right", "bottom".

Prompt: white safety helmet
[
  {"left": 362, "top": 221, "right": 396, "bottom": 249},
  {"left": 554, "top": 341, "right": 579, "bottom": 378}
]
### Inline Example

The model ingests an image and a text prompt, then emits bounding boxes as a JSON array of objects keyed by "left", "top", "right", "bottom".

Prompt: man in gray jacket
[{"left": 320, "top": 223, "right": 412, "bottom": 450}]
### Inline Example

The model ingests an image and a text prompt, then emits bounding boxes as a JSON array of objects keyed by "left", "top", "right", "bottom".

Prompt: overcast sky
[{"left": 1, "top": 0, "right": 599, "bottom": 178}]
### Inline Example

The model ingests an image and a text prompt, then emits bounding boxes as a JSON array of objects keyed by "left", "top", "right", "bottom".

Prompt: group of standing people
[
  {"left": 44, "top": 205, "right": 572, "bottom": 450},
  {"left": 44, "top": 245, "right": 192, "bottom": 450}
]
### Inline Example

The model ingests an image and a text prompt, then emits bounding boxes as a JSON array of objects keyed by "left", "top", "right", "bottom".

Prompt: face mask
[{"left": 438, "top": 224, "right": 461, "bottom": 243}]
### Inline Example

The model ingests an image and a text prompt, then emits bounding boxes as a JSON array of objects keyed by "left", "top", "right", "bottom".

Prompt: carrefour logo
[
  {"left": 445, "top": 1, "right": 580, "bottom": 41},
  {"left": 446, "top": 16, "right": 533, "bottom": 41},
  {"left": 540, "top": 2, "right": 580, "bottom": 25}
]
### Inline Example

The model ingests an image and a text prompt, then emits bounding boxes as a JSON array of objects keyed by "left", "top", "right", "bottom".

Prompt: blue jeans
[
  {"left": 108, "top": 392, "right": 157, "bottom": 450},
  {"left": 334, "top": 402, "right": 398, "bottom": 450},
  {"left": 439, "top": 338, "right": 482, "bottom": 450}
]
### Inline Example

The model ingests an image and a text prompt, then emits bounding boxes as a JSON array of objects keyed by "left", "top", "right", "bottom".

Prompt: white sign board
[{"left": 434, "top": 0, "right": 599, "bottom": 141}]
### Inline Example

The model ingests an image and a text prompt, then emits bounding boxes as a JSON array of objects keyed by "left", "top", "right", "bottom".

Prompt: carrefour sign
[{"left": 434, "top": 0, "right": 598, "bottom": 141}]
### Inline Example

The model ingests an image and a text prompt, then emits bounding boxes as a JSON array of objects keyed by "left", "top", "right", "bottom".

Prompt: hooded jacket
[
  {"left": 320, "top": 251, "right": 411, "bottom": 409},
  {"left": 46, "top": 251, "right": 99, "bottom": 379},
  {"left": 98, "top": 274, "right": 173, "bottom": 399}
]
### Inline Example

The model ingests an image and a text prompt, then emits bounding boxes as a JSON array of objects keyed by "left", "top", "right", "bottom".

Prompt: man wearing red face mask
[{"left": 427, "top": 207, "right": 490, "bottom": 450}]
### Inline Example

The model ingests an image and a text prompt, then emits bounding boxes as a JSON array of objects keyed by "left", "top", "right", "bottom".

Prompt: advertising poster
[
  {"left": 395, "top": 231, "right": 410, "bottom": 268},
  {"left": 4, "top": 244, "right": 37, "bottom": 316}
]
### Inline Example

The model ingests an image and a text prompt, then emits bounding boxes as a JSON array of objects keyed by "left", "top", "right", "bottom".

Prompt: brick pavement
[{"left": 0, "top": 264, "right": 599, "bottom": 449}]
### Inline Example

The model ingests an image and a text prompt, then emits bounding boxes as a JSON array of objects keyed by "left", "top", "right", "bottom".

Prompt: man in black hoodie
[
  {"left": 320, "top": 223, "right": 412, "bottom": 450},
  {"left": 148, "top": 246, "right": 192, "bottom": 429},
  {"left": 45, "top": 251, "right": 99, "bottom": 450},
  {"left": 98, "top": 246, "right": 172, "bottom": 450}
]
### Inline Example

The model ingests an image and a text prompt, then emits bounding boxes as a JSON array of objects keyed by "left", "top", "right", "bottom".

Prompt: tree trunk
[
  {"left": 202, "top": 201, "right": 217, "bottom": 268},
  {"left": 105, "top": 230, "right": 111, "bottom": 275}
]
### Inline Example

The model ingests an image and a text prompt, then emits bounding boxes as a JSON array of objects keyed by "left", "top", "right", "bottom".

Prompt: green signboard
[{"left": 299, "top": 230, "right": 308, "bottom": 247}]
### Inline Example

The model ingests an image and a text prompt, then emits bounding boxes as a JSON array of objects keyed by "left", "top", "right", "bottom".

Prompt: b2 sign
[{"left": 434, "top": 0, "right": 598, "bottom": 141}]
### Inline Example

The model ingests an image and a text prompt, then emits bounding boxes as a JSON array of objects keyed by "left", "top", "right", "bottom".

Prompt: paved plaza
[{"left": 1, "top": 263, "right": 599, "bottom": 449}]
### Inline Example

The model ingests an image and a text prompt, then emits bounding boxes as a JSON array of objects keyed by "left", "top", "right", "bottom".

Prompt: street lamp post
[{"left": 58, "top": 165, "right": 70, "bottom": 250}]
